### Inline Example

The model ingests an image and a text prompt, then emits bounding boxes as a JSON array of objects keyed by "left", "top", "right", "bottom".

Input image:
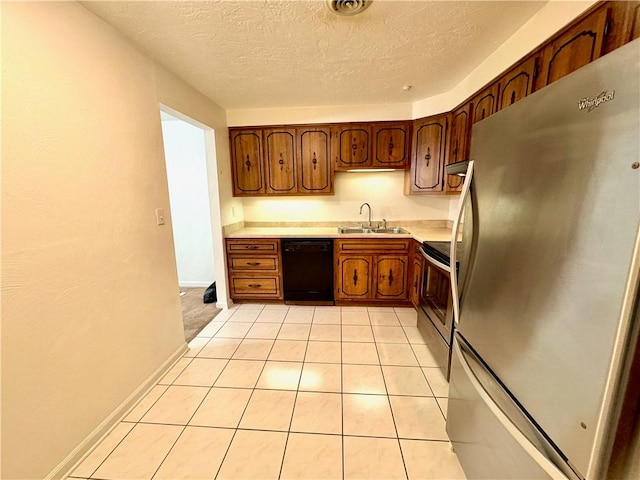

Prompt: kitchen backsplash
[{"left": 243, "top": 220, "right": 453, "bottom": 229}]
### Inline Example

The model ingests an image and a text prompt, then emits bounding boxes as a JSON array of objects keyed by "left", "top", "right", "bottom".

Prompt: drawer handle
[
  {"left": 389, "top": 268, "right": 394, "bottom": 286},
  {"left": 248, "top": 284, "right": 262, "bottom": 289},
  {"left": 353, "top": 268, "right": 358, "bottom": 286},
  {"left": 247, "top": 262, "right": 261, "bottom": 266},
  {"left": 245, "top": 245, "right": 259, "bottom": 250}
]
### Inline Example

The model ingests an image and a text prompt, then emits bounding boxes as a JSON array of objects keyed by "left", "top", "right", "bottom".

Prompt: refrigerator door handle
[
  {"left": 450, "top": 160, "right": 474, "bottom": 326},
  {"left": 454, "top": 337, "right": 580, "bottom": 480}
]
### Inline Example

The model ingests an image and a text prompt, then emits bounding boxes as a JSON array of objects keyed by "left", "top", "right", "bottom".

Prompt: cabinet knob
[
  {"left": 425, "top": 147, "right": 431, "bottom": 167},
  {"left": 353, "top": 269, "right": 358, "bottom": 286},
  {"left": 245, "top": 154, "right": 252, "bottom": 172},
  {"left": 388, "top": 269, "right": 394, "bottom": 286},
  {"left": 312, "top": 152, "right": 318, "bottom": 169}
]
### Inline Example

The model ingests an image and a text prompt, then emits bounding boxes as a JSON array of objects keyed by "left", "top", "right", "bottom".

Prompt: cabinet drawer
[
  {"left": 230, "top": 276, "right": 281, "bottom": 297},
  {"left": 229, "top": 256, "right": 279, "bottom": 272},
  {"left": 226, "top": 239, "right": 280, "bottom": 254},
  {"left": 336, "top": 239, "right": 410, "bottom": 254}
]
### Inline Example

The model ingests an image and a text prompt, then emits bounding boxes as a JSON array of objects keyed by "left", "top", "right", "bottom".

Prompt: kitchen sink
[{"left": 337, "top": 226, "right": 410, "bottom": 235}]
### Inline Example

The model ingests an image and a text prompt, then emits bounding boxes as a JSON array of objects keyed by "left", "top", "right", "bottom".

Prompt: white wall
[
  {"left": 161, "top": 115, "right": 216, "bottom": 287},
  {"left": 243, "top": 170, "right": 451, "bottom": 222},
  {"left": 0, "top": 2, "right": 232, "bottom": 478},
  {"left": 227, "top": 102, "right": 413, "bottom": 127}
]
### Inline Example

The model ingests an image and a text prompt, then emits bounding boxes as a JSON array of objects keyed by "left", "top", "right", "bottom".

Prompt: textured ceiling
[{"left": 82, "top": 0, "right": 547, "bottom": 109}]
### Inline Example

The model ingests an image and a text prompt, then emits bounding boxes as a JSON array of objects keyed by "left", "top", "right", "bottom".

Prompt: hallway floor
[{"left": 68, "top": 304, "right": 466, "bottom": 479}]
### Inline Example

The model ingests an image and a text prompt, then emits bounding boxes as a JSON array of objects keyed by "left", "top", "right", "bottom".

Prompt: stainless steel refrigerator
[{"left": 446, "top": 39, "right": 640, "bottom": 480}]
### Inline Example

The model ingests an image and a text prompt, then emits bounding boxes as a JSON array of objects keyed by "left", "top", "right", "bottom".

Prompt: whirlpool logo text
[{"left": 578, "top": 90, "right": 615, "bottom": 112}]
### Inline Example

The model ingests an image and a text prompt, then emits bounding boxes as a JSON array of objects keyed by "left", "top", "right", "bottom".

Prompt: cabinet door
[
  {"left": 375, "top": 256, "right": 408, "bottom": 299},
  {"left": 446, "top": 103, "right": 472, "bottom": 194},
  {"left": 230, "top": 130, "right": 265, "bottom": 196},
  {"left": 630, "top": 3, "right": 640, "bottom": 41},
  {"left": 297, "top": 126, "right": 333, "bottom": 194},
  {"left": 410, "top": 258, "right": 423, "bottom": 307},
  {"left": 336, "top": 256, "right": 372, "bottom": 299},
  {"left": 405, "top": 114, "right": 448, "bottom": 195},
  {"left": 372, "top": 122, "right": 411, "bottom": 168},
  {"left": 264, "top": 128, "right": 297, "bottom": 195},
  {"left": 497, "top": 56, "right": 537, "bottom": 112},
  {"left": 535, "top": 8, "right": 609, "bottom": 90},
  {"left": 471, "top": 84, "right": 499, "bottom": 124},
  {"left": 332, "top": 124, "right": 372, "bottom": 170}
]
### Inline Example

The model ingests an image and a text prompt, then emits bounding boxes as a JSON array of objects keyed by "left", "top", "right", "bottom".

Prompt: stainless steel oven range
[{"left": 417, "top": 241, "right": 456, "bottom": 379}]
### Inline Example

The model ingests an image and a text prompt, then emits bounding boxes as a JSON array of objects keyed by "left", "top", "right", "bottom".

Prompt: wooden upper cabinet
[
  {"left": 630, "top": 2, "right": 640, "bottom": 41},
  {"left": 535, "top": 7, "right": 609, "bottom": 90},
  {"left": 446, "top": 103, "right": 472, "bottom": 194},
  {"left": 471, "top": 84, "right": 499, "bottom": 124},
  {"left": 405, "top": 114, "right": 449, "bottom": 195},
  {"left": 371, "top": 122, "right": 411, "bottom": 168},
  {"left": 497, "top": 56, "right": 538, "bottom": 112},
  {"left": 230, "top": 129, "right": 265, "bottom": 196},
  {"left": 332, "top": 124, "right": 372, "bottom": 170},
  {"left": 297, "top": 126, "right": 333, "bottom": 194},
  {"left": 264, "top": 128, "right": 297, "bottom": 195}
]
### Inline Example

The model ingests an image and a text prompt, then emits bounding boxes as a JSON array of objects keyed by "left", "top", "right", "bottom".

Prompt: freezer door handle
[
  {"left": 454, "top": 337, "right": 581, "bottom": 480},
  {"left": 450, "top": 160, "right": 474, "bottom": 326}
]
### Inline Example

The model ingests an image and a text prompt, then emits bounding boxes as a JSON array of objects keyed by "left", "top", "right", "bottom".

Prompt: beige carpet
[{"left": 180, "top": 287, "right": 222, "bottom": 342}]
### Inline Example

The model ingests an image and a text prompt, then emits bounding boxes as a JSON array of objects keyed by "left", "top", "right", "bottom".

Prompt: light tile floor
[{"left": 69, "top": 304, "right": 466, "bottom": 480}]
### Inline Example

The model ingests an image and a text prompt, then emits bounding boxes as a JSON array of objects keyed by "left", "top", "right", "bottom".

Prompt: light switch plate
[{"left": 155, "top": 208, "right": 165, "bottom": 226}]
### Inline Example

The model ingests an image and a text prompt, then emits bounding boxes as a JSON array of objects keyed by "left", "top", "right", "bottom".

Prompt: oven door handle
[
  {"left": 450, "top": 160, "right": 474, "bottom": 327},
  {"left": 419, "top": 248, "right": 451, "bottom": 273}
]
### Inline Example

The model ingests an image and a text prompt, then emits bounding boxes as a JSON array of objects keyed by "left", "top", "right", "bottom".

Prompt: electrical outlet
[
  {"left": 155, "top": 208, "right": 165, "bottom": 226},
  {"left": 232, "top": 206, "right": 237, "bottom": 218}
]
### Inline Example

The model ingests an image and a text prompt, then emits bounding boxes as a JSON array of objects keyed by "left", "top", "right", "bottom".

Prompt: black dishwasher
[{"left": 282, "top": 239, "right": 334, "bottom": 304}]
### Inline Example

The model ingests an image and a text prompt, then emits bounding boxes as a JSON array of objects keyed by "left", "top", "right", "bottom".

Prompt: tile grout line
[
  {"left": 374, "top": 308, "right": 411, "bottom": 480},
  {"left": 149, "top": 306, "right": 260, "bottom": 480},
  {"left": 75, "top": 308, "right": 243, "bottom": 479},
  {"left": 214, "top": 305, "right": 288, "bottom": 480},
  {"left": 76, "top": 305, "right": 447, "bottom": 480},
  {"left": 276, "top": 306, "right": 316, "bottom": 480},
  {"left": 340, "top": 306, "right": 346, "bottom": 480},
  {"left": 147, "top": 304, "right": 254, "bottom": 480}
]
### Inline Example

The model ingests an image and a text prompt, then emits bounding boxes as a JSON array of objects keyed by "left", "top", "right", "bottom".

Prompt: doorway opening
[{"left": 159, "top": 108, "right": 223, "bottom": 341}]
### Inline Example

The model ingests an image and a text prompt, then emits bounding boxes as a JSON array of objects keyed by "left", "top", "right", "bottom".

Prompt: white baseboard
[
  {"left": 179, "top": 281, "right": 214, "bottom": 288},
  {"left": 47, "top": 343, "right": 188, "bottom": 480}
]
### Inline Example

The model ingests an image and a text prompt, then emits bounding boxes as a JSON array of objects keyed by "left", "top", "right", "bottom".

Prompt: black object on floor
[
  {"left": 203, "top": 282, "right": 217, "bottom": 303},
  {"left": 282, "top": 239, "right": 333, "bottom": 303}
]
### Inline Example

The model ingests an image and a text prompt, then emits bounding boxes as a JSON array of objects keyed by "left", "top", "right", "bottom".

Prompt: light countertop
[{"left": 226, "top": 226, "right": 453, "bottom": 243}]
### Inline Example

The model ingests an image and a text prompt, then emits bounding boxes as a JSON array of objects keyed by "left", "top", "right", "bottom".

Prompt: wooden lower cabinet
[
  {"left": 336, "top": 255, "right": 372, "bottom": 299},
  {"left": 226, "top": 238, "right": 283, "bottom": 300},
  {"left": 410, "top": 240, "right": 425, "bottom": 307},
  {"left": 375, "top": 256, "right": 408, "bottom": 299},
  {"left": 334, "top": 239, "right": 410, "bottom": 304}
]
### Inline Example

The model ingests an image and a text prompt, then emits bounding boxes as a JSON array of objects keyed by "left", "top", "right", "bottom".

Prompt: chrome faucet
[{"left": 359, "top": 202, "right": 372, "bottom": 228}]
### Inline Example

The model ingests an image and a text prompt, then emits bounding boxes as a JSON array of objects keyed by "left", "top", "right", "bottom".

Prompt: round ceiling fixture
[{"left": 326, "top": 0, "right": 372, "bottom": 16}]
